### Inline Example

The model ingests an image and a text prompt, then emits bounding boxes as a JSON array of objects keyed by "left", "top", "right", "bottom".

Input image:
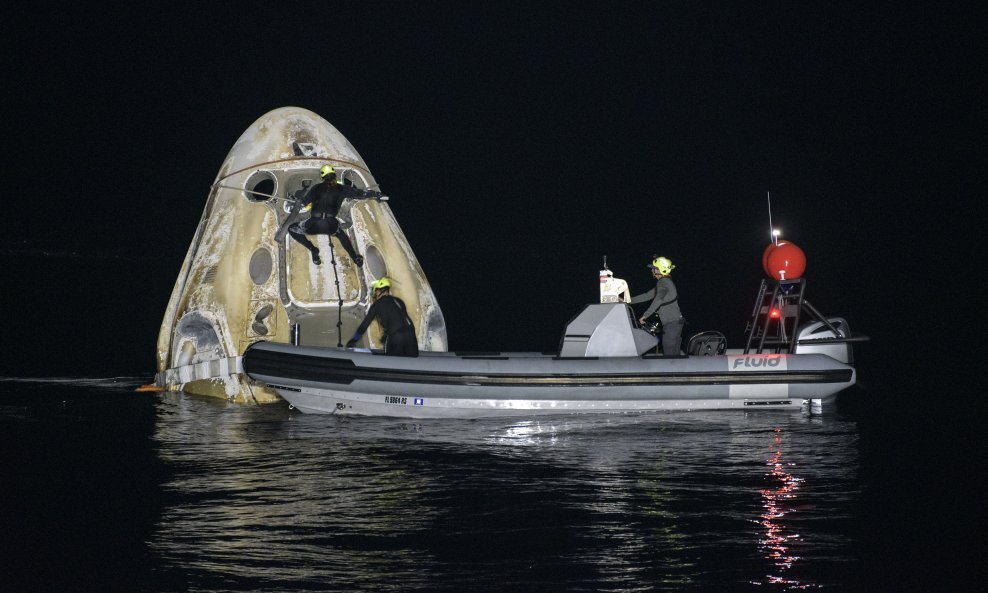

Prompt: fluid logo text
[{"left": 731, "top": 357, "right": 782, "bottom": 370}]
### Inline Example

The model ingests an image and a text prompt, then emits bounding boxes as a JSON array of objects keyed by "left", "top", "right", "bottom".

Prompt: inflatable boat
[{"left": 244, "top": 286, "right": 864, "bottom": 418}]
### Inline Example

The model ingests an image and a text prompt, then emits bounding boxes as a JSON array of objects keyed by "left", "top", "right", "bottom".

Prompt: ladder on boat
[
  {"left": 744, "top": 278, "right": 804, "bottom": 353},
  {"left": 744, "top": 278, "right": 853, "bottom": 354}
]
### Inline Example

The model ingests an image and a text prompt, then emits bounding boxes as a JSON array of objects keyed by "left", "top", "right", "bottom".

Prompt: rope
[
  {"left": 329, "top": 238, "right": 344, "bottom": 347},
  {"left": 211, "top": 183, "right": 297, "bottom": 203},
  {"left": 245, "top": 379, "right": 260, "bottom": 405}
]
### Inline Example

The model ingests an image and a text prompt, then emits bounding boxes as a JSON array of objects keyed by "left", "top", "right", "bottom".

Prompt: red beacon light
[
  {"left": 762, "top": 240, "right": 807, "bottom": 281},
  {"left": 769, "top": 308, "right": 782, "bottom": 319}
]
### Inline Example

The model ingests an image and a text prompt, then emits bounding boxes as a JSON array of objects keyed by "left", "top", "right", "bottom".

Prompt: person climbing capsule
[{"left": 286, "top": 164, "right": 381, "bottom": 266}]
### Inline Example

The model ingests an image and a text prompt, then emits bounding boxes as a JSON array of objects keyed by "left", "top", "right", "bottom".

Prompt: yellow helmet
[
  {"left": 319, "top": 164, "right": 336, "bottom": 178},
  {"left": 371, "top": 277, "right": 391, "bottom": 290},
  {"left": 648, "top": 256, "right": 675, "bottom": 275}
]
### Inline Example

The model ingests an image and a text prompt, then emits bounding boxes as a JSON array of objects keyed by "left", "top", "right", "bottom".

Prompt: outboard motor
[{"left": 794, "top": 318, "right": 854, "bottom": 364}]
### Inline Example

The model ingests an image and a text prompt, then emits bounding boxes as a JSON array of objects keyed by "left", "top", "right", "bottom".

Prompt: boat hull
[{"left": 243, "top": 342, "right": 855, "bottom": 418}]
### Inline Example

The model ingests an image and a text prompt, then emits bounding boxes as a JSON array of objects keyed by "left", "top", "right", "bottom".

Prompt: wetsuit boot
[{"left": 333, "top": 230, "right": 364, "bottom": 266}]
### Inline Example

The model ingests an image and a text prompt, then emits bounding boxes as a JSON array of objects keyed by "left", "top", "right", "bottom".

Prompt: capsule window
[
  {"left": 339, "top": 169, "right": 369, "bottom": 189},
  {"left": 245, "top": 170, "right": 277, "bottom": 202},
  {"left": 249, "top": 247, "right": 273, "bottom": 285},
  {"left": 364, "top": 245, "right": 386, "bottom": 279}
]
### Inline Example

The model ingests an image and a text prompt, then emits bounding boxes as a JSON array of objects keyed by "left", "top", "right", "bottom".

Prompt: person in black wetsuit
[
  {"left": 630, "top": 256, "right": 685, "bottom": 356},
  {"left": 345, "top": 277, "right": 419, "bottom": 356},
  {"left": 287, "top": 164, "right": 381, "bottom": 266}
]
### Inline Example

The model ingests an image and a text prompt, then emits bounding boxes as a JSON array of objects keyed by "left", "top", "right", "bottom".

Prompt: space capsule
[{"left": 155, "top": 107, "right": 447, "bottom": 402}]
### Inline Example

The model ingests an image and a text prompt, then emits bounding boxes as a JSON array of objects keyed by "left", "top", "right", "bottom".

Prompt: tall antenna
[{"left": 767, "top": 191, "right": 776, "bottom": 245}]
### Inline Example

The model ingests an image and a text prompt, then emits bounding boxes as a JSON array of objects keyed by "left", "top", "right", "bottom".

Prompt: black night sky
[{"left": 2, "top": 3, "right": 982, "bottom": 382}]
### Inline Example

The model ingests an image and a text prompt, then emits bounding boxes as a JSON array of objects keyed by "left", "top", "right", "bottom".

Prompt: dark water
[{"left": 3, "top": 376, "right": 975, "bottom": 592}]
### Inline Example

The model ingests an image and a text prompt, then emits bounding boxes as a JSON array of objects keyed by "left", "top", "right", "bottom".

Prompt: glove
[{"left": 345, "top": 339, "right": 358, "bottom": 348}]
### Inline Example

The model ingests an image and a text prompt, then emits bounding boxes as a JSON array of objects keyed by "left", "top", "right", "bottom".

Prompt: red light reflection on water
[{"left": 752, "top": 427, "right": 815, "bottom": 589}]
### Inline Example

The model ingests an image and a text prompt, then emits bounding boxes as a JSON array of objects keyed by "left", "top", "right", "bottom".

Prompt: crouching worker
[
  {"left": 345, "top": 278, "right": 419, "bottom": 357},
  {"left": 287, "top": 164, "right": 380, "bottom": 266}
]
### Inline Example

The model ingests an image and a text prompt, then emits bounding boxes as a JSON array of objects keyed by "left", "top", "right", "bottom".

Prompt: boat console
[{"left": 558, "top": 303, "right": 659, "bottom": 357}]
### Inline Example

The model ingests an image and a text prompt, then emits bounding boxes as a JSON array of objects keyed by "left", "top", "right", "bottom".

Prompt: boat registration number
[{"left": 385, "top": 396, "right": 407, "bottom": 405}]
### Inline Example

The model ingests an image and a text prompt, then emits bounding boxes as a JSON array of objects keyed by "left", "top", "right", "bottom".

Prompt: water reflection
[
  {"left": 147, "top": 396, "right": 860, "bottom": 592},
  {"left": 755, "top": 427, "right": 812, "bottom": 589}
]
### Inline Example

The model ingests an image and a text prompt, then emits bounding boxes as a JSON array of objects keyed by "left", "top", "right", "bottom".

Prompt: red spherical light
[
  {"left": 762, "top": 241, "right": 789, "bottom": 277},
  {"left": 766, "top": 242, "right": 806, "bottom": 281}
]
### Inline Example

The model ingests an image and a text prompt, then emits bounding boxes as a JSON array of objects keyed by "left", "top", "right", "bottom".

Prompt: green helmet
[
  {"left": 371, "top": 277, "right": 391, "bottom": 290},
  {"left": 648, "top": 256, "right": 675, "bottom": 275},
  {"left": 319, "top": 164, "right": 336, "bottom": 179}
]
